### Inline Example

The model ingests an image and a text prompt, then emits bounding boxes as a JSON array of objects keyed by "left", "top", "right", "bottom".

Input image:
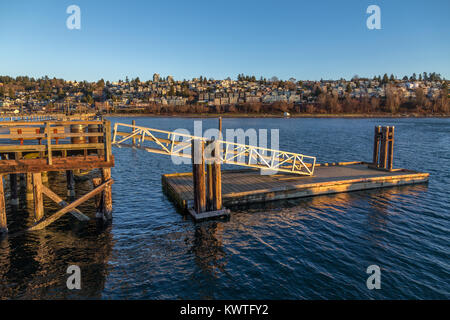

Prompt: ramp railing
[{"left": 112, "top": 123, "right": 316, "bottom": 175}]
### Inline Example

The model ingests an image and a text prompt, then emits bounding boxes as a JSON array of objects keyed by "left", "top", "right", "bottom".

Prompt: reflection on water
[
  {"left": 190, "top": 222, "right": 227, "bottom": 278},
  {"left": 1, "top": 117, "right": 449, "bottom": 299}
]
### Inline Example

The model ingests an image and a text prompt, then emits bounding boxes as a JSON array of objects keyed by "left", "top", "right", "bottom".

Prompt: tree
[
  {"left": 415, "top": 88, "right": 426, "bottom": 108},
  {"left": 313, "top": 86, "right": 322, "bottom": 97},
  {"left": 96, "top": 79, "right": 105, "bottom": 89},
  {"left": 385, "top": 86, "right": 400, "bottom": 113},
  {"left": 8, "top": 88, "right": 15, "bottom": 99},
  {"left": 168, "top": 85, "right": 175, "bottom": 96},
  {"left": 382, "top": 73, "right": 389, "bottom": 84},
  {"left": 346, "top": 83, "right": 352, "bottom": 93}
]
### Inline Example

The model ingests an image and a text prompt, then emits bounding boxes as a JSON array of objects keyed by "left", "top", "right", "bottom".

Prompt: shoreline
[{"left": 105, "top": 113, "right": 450, "bottom": 119}]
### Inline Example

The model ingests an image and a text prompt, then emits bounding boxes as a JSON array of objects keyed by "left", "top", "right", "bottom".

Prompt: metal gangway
[{"left": 112, "top": 122, "right": 316, "bottom": 176}]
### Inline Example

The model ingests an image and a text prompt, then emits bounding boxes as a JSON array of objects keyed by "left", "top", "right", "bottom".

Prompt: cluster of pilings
[
  {"left": 189, "top": 138, "right": 229, "bottom": 221},
  {"left": 372, "top": 126, "right": 395, "bottom": 170}
]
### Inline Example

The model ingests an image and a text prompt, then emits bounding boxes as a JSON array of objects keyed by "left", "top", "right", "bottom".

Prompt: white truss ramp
[{"left": 112, "top": 122, "right": 316, "bottom": 176}]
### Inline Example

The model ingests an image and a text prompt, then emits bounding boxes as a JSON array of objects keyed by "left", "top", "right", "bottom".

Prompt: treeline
[{"left": 119, "top": 88, "right": 449, "bottom": 115}]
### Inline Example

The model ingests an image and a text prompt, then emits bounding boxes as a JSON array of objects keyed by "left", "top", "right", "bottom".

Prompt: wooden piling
[
  {"left": 101, "top": 168, "right": 113, "bottom": 219},
  {"left": 205, "top": 140, "right": 215, "bottom": 211},
  {"left": 218, "top": 117, "right": 222, "bottom": 135},
  {"left": 388, "top": 126, "right": 395, "bottom": 171},
  {"left": 10, "top": 173, "right": 18, "bottom": 206},
  {"left": 380, "top": 126, "right": 389, "bottom": 169},
  {"left": 372, "top": 126, "right": 381, "bottom": 167},
  {"left": 191, "top": 139, "right": 206, "bottom": 213},
  {"left": 104, "top": 120, "right": 112, "bottom": 162},
  {"left": 26, "top": 172, "right": 33, "bottom": 200},
  {"left": 66, "top": 170, "right": 75, "bottom": 197},
  {"left": 32, "top": 173, "right": 44, "bottom": 222},
  {"left": 206, "top": 160, "right": 214, "bottom": 211},
  {"left": 372, "top": 125, "right": 395, "bottom": 171},
  {"left": 92, "top": 177, "right": 104, "bottom": 219},
  {"left": 211, "top": 140, "right": 222, "bottom": 211},
  {"left": 0, "top": 175, "right": 7, "bottom": 234}
]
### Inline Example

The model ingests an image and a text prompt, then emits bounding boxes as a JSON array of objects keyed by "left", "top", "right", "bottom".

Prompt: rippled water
[{"left": 0, "top": 117, "right": 449, "bottom": 299}]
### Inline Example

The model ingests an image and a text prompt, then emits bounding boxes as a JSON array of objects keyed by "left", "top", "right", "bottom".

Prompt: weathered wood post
[
  {"left": 32, "top": 172, "right": 44, "bottom": 222},
  {"left": 101, "top": 119, "right": 113, "bottom": 219},
  {"left": 191, "top": 139, "right": 206, "bottom": 213},
  {"left": 206, "top": 151, "right": 214, "bottom": 211},
  {"left": 10, "top": 173, "right": 18, "bottom": 206},
  {"left": 211, "top": 140, "right": 222, "bottom": 211},
  {"left": 92, "top": 177, "right": 104, "bottom": 219},
  {"left": 104, "top": 120, "right": 112, "bottom": 163},
  {"left": 372, "top": 125, "right": 395, "bottom": 170},
  {"left": 26, "top": 172, "right": 33, "bottom": 200},
  {"left": 0, "top": 175, "right": 7, "bottom": 234},
  {"left": 380, "top": 126, "right": 389, "bottom": 169},
  {"left": 372, "top": 125, "right": 382, "bottom": 167},
  {"left": 66, "top": 170, "right": 75, "bottom": 197},
  {"left": 388, "top": 126, "right": 395, "bottom": 171},
  {"left": 101, "top": 168, "right": 113, "bottom": 219}
]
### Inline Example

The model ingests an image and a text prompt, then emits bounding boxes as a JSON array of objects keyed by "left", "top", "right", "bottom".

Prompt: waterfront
[{"left": 0, "top": 117, "right": 449, "bottom": 299}]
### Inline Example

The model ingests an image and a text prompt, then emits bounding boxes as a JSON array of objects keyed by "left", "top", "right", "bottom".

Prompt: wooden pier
[{"left": 0, "top": 119, "right": 114, "bottom": 235}]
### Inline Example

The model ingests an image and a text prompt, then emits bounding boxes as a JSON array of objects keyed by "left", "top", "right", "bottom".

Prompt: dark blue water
[{"left": 0, "top": 117, "right": 449, "bottom": 299}]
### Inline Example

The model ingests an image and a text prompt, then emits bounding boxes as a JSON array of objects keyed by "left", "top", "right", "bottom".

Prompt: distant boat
[{"left": 284, "top": 112, "right": 291, "bottom": 118}]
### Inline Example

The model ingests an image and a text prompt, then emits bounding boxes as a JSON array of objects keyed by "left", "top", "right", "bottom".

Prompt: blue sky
[{"left": 0, "top": 0, "right": 449, "bottom": 81}]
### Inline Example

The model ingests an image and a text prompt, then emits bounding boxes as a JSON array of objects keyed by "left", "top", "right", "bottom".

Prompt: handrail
[{"left": 113, "top": 122, "right": 316, "bottom": 175}]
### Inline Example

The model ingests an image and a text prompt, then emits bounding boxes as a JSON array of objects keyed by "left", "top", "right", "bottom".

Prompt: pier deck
[
  {"left": 0, "top": 119, "right": 114, "bottom": 234},
  {"left": 162, "top": 162, "right": 429, "bottom": 211}
]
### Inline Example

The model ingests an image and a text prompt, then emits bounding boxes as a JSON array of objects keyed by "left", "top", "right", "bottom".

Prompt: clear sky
[{"left": 0, "top": 0, "right": 449, "bottom": 82}]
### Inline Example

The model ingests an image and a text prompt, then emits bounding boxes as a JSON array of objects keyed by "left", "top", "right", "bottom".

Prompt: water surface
[{"left": 0, "top": 117, "right": 449, "bottom": 299}]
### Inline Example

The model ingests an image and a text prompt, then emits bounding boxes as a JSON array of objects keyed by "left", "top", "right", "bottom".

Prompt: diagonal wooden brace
[
  {"left": 41, "top": 185, "right": 90, "bottom": 221},
  {"left": 28, "top": 179, "right": 114, "bottom": 231}
]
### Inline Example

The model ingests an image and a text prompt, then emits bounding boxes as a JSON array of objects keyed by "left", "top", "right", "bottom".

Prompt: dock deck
[{"left": 162, "top": 162, "right": 429, "bottom": 211}]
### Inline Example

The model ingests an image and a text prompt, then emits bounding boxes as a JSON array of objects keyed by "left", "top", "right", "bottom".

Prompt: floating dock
[{"left": 162, "top": 161, "right": 429, "bottom": 211}]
